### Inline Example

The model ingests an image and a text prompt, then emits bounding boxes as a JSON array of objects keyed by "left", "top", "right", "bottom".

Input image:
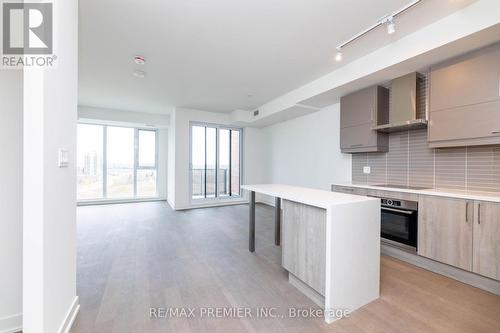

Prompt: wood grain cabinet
[
  {"left": 418, "top": 196, "right": 473, "bottom": 271},
  {"left": 340, "top": 85, "right": 389, "bottom": 153},
  {"left": 428, "top": 44, "right": 500, "bottom": 148},
  {"left": 419, "top": 196, "right": 500, "bottom": 280},
  {"left": 282, "top": 200, "right": 326, "bottom": 295},
  {"left": 473, "top": 201, "right": 500, "bottom": 280}
]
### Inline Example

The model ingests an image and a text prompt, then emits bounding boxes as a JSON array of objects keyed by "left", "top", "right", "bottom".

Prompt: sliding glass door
[
  {"left": 190, "top": 123, "right": 242, "bottom": 201},
  {"left": 77, "top": 124, "right": 158, "bottom": 201}
]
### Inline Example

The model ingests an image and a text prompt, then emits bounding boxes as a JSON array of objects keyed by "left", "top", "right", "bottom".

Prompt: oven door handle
[{"left": 381, "top": 207, "right": 415, "bottom": 215}]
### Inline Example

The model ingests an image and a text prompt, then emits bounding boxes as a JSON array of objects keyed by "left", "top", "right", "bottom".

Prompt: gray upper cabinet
[
  {"left": 429, "top": 44, "right": 500, "bottom": 148},
  {"left": 340, "top": 85, "right": 389, "bottom": 153}
]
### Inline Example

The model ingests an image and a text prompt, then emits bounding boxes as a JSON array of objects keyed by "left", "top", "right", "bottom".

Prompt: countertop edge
[
  {"left": 242, "top": 184, "right": 379, "bottom": 209},
  {"left": 331, "top": 183, "right": 500, "bottom": 203}
]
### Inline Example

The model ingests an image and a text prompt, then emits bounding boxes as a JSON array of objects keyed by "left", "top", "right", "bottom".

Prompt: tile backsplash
[{"left": 352, "top": 129, "right": 500, "bottom": 193}]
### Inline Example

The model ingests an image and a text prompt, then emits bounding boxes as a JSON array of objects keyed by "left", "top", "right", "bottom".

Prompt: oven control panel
[
  {"left": 381, "top": 199, "right": 401, "bottom": 207},
  {"left": 378, "top": 197, "right": 418, "bottom": 211}
]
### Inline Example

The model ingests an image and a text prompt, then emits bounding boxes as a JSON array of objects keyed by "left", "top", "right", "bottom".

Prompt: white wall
[
  {"left": 259, "top": 103, "right": 351, "bottom": 203},
  {"left": 244, "top": 127, "right": 265, "bottom": 189},
  {"left": 23, "top": 0, "right": 79, "bottom": 332},
  {"left": 168, "top": 107, "right": 265, "bottom": 209},
  {"left": 77, "top": 106, "right": 170, "bottom": 200},
  {"left": 0, "top": 72, "right": 23, "bottom": 333}
]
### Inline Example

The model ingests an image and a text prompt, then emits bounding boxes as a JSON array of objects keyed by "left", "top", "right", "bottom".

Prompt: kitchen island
[{"left": 241, "top": 184, "right": 380, "bottom": 324}]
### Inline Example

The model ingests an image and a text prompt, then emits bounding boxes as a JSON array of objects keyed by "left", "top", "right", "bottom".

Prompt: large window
[
  {"left": 77, "top": 124, "right": 158, "bottom": 201},
  {"left": 77, "top": 124, "right": 104, "bottom": 200},
  {"left": 190, "top": 123, "right": 242, "bottom": 201}
]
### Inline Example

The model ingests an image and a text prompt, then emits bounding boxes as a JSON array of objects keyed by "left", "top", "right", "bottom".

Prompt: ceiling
[{"left": 78, "top": 0, "right": 477, "bottom": 114}]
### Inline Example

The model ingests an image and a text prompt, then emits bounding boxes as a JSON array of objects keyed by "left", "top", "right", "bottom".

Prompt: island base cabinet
[
  {"left": 418, "top": 196, "right": 473, "bottom": 271},
  {"left": 282, "top": 200, "right": 326, "bottom": 296},
  {"left": 473, "top": 202, "right": 500, "bottom": 280}
]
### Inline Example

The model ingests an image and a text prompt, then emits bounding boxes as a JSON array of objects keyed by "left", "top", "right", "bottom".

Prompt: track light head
[
  {"left": 386, "top": 17, "right": 396, "bottom": 34},
  {"left": 335, "top": 48, "right": 343, "bottom": 62}
]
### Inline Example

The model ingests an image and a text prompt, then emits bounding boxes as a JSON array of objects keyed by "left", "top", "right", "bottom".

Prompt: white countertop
[
  {"left": 332, "top": 182, "right": 500, "bottom": 203},
  {"left": 242, "top": 184, "right": 378, "bottom": 209}
]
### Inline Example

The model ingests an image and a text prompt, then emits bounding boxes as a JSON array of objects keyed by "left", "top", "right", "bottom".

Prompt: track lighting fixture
[
  {"left": 334, "top": 0, "right": 421, "bottom": 61},
  {"left": 335, "top": 48, "right": 343, "bottom": 62},
  {"left": 386, "top": 17, "right": 396, "bottom": 34}
]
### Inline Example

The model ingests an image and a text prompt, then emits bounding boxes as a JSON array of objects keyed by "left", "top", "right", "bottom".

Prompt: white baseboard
[
  {"left": 78, "top": 198, "right": 166, "bottom": 206},
  {"left": 167, "top": 198, "right": 176, "bottom": 210},
  {"left": 58, "top": 296, "right": 80, "bottom": 333},
  {"left": 0, "top": 313, "right": 22, "bottom": 333}
]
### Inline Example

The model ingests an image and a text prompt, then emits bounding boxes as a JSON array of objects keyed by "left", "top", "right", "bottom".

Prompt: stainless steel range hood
[{"left": 372, "top": 72, "right": 427, "bottom": 133}]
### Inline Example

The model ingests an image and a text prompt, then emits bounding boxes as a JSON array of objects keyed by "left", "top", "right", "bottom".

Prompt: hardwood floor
[{"left": 72, "top": 202, "right": 500, "bottom": 333}]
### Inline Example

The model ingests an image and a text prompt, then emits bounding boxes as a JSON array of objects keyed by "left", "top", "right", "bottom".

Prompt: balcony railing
[{"left": 192, "top": 168, "right": 229, "bottom": 198}]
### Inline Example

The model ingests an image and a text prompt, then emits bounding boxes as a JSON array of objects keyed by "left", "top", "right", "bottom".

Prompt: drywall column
[
  {"left": 0, "top": 72, "right": 23, "bottom": 333},
  {"left": 23, "top": 0, "right": 79, "bottom": 332}
]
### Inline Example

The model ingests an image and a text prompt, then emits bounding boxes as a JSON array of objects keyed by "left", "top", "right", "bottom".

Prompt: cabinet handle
[
  {"left": 478, "top": 203, "right": 481, "bottom": 225},
  {"left": 350, "top": 144, "right": 363, "bottom": 148},
  {"left": 465, "top": 202, "right": 469, "bottom": 223},
  {"left": 491, "top": 131, "right": 500, "bottom": 135}
]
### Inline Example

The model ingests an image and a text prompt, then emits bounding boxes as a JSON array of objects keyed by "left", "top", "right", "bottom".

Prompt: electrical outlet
[{"left": 363, "top": 166, "right": 371, "bottom": 174}]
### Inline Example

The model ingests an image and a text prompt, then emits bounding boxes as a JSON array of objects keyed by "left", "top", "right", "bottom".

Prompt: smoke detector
[{"left": 134, "top": 55, "right": 146, "bottom": 65}]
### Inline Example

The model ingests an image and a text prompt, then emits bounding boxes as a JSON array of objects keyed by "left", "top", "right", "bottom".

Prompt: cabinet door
[
  {"left": 418, "top": 196, "right": 473, "bottom": 271},
  {"left": 430, "top": 45, "right": 500, "bottom": 112},
  {"left": 428, "top": 100, "right": 500, "bottom": 148},
  {"left": 340, "top": 86, "right": 377, "bottom": 128},
  {"left": 473, "top": 201, "right": 500, "bottom": 280},
  {"left": 282, "top": 200, "right": 326, "bottom": 295},
  {"left": 340, "top": 123, "right": 380, "bottom": 151}
]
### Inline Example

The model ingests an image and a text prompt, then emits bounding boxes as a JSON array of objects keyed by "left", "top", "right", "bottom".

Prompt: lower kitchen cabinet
[
  {"left": 419, "top": 196, "right": 500, "bottom": 280},
  {"left": 418, "top": 196, "right": 473, "bottom": 271},
  {"left": 473, "top": 201, "right": 500, "bottom": 280},
  {"left": 282, "top": 199, "right": 326, "bottom": 295}
]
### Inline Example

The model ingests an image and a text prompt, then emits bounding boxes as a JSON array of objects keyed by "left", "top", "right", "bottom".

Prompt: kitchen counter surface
[
  {"left": 242, "top": 184, "right": 377, "bottom": 209},
  {"left": 332, "top": 182, "right": 500, "bottom": 203},
  {"left": 242, "top": 183, "right": 381, "bottom": 324}
]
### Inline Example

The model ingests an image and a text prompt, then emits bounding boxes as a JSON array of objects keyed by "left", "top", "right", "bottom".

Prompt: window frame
[
  {"left": 77, "top": 122, "right": 159, "bottom": 202},
  {"left": 189, "top": 121, "right": 244, "bottom": 204},
  {"left": 135, "top": 128, "right": 159, "bottom": 198}
]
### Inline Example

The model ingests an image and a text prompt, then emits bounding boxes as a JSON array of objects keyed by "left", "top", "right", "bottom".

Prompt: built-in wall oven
[{"left": 377, "top": 197, "right": 418, "bottom": 250}]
